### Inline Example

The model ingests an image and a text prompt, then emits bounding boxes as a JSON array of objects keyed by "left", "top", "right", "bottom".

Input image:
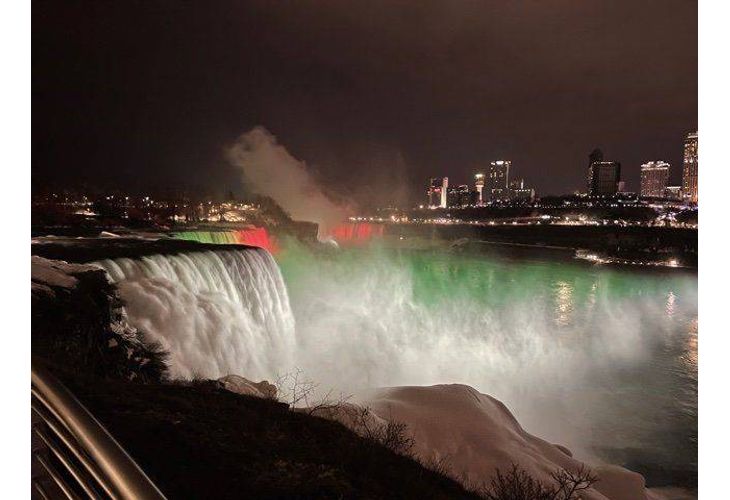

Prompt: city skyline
[
  {"left": 423, "top": 130, "right": 697, "bottom": 207},
  {"left": 35, "top": 127, "right": 698, "bottom": 211},
  {"left": 31, "top": 127, "right": 697, "bottom": 202}
]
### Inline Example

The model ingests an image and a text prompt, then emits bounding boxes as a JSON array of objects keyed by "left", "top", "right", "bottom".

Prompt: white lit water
[{"left": 97, "top": 242, "right": 697, "bottom": 490}]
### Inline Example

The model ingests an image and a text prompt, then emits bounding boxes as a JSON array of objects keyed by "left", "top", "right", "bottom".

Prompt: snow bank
[
  {"left": 307, "top": 402, "right": 388, "bottom": 436},
  {"left": 217, "top": 375, "right": 277, "bottom": 399},
  {"left": 31, "top": 256, "right": 96, "bottom": 296},
  {"left": 357, "top": 384, "right": 652, "bottom": 500}
]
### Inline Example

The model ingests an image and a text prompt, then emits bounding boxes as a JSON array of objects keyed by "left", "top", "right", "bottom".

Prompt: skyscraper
[
  {"left": 640, "top": 161, "right": 670, "bottom": 198},
  {"left": 682, "top": 132, "right": 698, "bottom": 204},
  {"left": 488, "top": 160, "right": 510, "bottom": 201},
  {"left": 440, "top": 177, "right": 449, "bottom": 208},
  {"left": 427, "top": 177, "right": 448, "bottom": 208},
  {"left": 587, "top": 149, "right": 621, "bottom": 196}
]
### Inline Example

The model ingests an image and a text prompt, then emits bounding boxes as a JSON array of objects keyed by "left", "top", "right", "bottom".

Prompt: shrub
[{"left": 482, "top": 463, "right": 597, "bottom": 500}]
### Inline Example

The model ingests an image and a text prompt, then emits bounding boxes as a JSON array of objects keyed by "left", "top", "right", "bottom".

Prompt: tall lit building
[
  {"left": 640, "top": 161, "right": 670, "bottom": 198},
  {"left": 427, "top": 177, "right": 448, "bottom": 208},
  {"left": 488, "top": 160, "right": 510, "bottom": 201},
  {"left": 586, "top": 148, "right": 603, "bottom": 192},
  {"left": 587, "top": 149, "right": 621, "bottom": 196},
  {"left": 426, "top": 178, "right": 437, "bottom": 207},
  {"left": 682, "top": 132, "right": 698, "bottom": 204},
  {"left": 440, "top": 177, "right": 449, "bottom": 207},
  {"left": 475, "top": 173, "right": 485, "bottom": 205}
]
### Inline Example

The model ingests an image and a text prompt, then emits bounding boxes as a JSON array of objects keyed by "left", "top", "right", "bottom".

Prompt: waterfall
[
  {"left": 326, "top": 222, "right": 385, "bottom": 245},
  {"left": 172, "top": 227, "right": 279, "bottom": 254},
  {"left": 95, "top": 247, "right": 295, "bottom": 380},
  {"left": 87, "top": 240, "right": 695, "bottom": 482}
]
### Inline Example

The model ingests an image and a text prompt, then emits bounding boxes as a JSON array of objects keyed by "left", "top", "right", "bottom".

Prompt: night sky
[{"left": 33, "top": 0, "right": 697, "bottom": 207}]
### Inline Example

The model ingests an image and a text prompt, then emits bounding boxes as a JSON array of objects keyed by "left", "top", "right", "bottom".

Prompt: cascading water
[
  {"left": 172, "top": 227, "right": 279, "bottom": 254},
  {"left": 94, "top": 239, "right": 697, "bottom": 488},
  {"left": 325, "top": 222, "right": 385, "bottom": 245},
  {"left": 95, "top": 248, "right": 295, "bottom": 381}
]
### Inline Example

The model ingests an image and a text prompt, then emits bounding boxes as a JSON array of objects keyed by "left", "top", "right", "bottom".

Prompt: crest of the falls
[
  {"left": 95, "top": 248, "right": 295, "bottom": 380},
  {"left": 172, "top": 227, "right": 279, "bottom": 254}
]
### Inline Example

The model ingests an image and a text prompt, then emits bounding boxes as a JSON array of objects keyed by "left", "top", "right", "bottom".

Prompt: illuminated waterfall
[
  {"left": 173, "top": 227, "right": 279, "bottom": 254},
  {"left": 93, "top": 240, "right": 696, "bottom": 474},
  {"left": 95, "top": 248, "right": 295, "bottom": 380},
  {"left": 326, "top": 222, "right": 385, "bottom": 245}
]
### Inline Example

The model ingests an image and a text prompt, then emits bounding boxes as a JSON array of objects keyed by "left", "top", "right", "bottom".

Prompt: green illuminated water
[
  {"left": 277, "top": 242, "right": 698, "bottom": 489},
  {"left": 173, "top": 231, "right": 241, "bottom": 244}
]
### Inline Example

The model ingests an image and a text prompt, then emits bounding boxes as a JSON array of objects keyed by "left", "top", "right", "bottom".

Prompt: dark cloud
[{"left": 33, "top": 0, "right": 697, "bottom": 205}]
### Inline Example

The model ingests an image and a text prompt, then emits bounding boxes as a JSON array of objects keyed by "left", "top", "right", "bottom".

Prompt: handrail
[{"left": 31, "top": 363, "right": 167, "bottom": 500}]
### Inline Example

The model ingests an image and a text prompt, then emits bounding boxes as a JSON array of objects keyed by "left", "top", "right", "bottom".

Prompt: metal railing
[{"left": 31, "top": 363, "right": 166, "bottom": 500}]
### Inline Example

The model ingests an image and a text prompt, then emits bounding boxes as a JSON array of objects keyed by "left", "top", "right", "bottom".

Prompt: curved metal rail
[{"left": 31, "top": 363, "right": 166, "bottom": 499}]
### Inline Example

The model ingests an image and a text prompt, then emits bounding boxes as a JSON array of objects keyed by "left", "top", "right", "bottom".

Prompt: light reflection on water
[
  {"left": 554, "top": 281, "right": 574, "bottom": 326},
  {"left": 666, "top": 291, "right": 677, "bottom": 317}
]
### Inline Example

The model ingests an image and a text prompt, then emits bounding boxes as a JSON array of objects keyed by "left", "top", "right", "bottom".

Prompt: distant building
[
  {"left": 427, "top": 177, "right": 449, "bottom": 208},
  {"left": 640, "top": 161, "right": 670, "bottom": 198},
  {"left": 447, "top": 184, "right": 472, "bottom": 207},
  {"left": 509, "top": 178, "right": 534, "bottom": 201},
  {"left": 664, "top": 186, "right": 683, "bottom": 201},
  {"left": 587, "top": 149, "right": 621, "bottom": 196},
  {"left": 587, "top": 148, "right": 604, "bottom": 192},
  {"left": 440, "top": 177, "right": 449, "bottom": 207},
  {"left": 475, "top": 173, "right": 485, "bottom": 205},
  {"left": 589, "top": 162, "right": 621, "bottom": 195},
  {"left": 426, "top": 178, "right": 438, "bottom": 207},
  {"left": 682, "top": 132, "right": 698, "bottom": 203},
  {"left": 488, "top": 160, "right": 511, "bottom": 201}
]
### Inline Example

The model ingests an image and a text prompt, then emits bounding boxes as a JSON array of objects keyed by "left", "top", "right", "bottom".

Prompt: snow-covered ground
[
  {"left": 224, "top": 377, "right": 691, "bottom": 499},
  {"left": 31, "top": 255, "right": 96, "bottom": 296},
  {"left": 357, "top": 384, "right": 693, "bottom": 500}
]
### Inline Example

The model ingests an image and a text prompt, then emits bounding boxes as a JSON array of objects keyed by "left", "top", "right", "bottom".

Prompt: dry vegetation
[{"left": 272, "top": 369, "right": 597, "bottom": 500}]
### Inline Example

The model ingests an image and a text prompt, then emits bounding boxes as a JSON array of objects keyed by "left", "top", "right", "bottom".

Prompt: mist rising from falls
[
  {"left": 276, "top": 242, "right": 698, "bottom": 461},
  {"left": 95, "top": 248, "right": 295, "bottom": 381},
  {"left": 227, "top": 127, "right": 349, "bottom": 236}
]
